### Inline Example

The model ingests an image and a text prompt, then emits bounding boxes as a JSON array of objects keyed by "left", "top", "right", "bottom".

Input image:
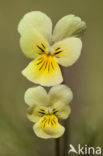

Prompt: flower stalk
[{"left": 55, "top": 138, "right": 60, "bottom": 156}]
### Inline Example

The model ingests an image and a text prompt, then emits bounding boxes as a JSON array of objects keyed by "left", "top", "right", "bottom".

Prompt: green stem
[
  {"left": 55, "top": 138, "right": 60, "bottom": 156},
  {"left": 63, "top": 119, "right": 70, "bottom": 156}
]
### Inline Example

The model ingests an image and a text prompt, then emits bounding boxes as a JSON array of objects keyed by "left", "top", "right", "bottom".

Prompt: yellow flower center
[
  {"left": 34, "top": 43, "right": 63, "bottom": 73},
  {"left": 40, "top": 114, "right": 58, "bottom": 128},
  {"left": 35, "top": 54, "right": 56, "bottom": 73}
]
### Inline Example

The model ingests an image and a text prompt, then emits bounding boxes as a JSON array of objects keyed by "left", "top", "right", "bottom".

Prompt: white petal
[
  {"left": 26, "top": 106, "right": 41, "bottom": 122},
  {"left": 18, "top": 11, "right": 52, "bottom": 42},
  {"left": 26, "top": 105, "right": 48, "bottom": 122},
  {"left": 48, "top": 84, "right": 73, "bottom": 105},
  {"left": 33, "top": 119, "right": 65, "bottom": 139},
  {"left": 51, "top": 102, "right": 71, "bottom": 119},
  {"left": 53, "top": 14, "right": 86, "bottom": 42},
  {"left": 53, "top": 37, "right": 82, "bottom": 67},
  {"left": 24, "top": 86, "right": 48, "bottom": 106},
  {"left": 20, "top": 28, "right": 49, "bottom": 59}
]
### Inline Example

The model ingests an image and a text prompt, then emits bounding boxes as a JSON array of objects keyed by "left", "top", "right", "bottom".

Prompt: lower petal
[
  {"left": 33, "top": 115, "right": 65, "bottom": 139},
  {"left": 22, "top": 54, "right": 63, "bottom": 86}
]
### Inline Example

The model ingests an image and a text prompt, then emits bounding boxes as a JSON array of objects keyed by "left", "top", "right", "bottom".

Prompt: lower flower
[{"left": 25, "top": 85, "right": 73, "bottom": 139}]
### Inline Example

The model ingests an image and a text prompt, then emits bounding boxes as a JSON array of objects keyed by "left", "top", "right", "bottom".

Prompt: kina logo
[{"left": 68, "top": 144, "right": 101, "bottom": 155}]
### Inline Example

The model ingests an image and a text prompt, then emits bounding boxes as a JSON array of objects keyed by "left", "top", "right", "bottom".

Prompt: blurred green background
[{"left": 0, "top": 0, "right": 103, "bottom": 155}]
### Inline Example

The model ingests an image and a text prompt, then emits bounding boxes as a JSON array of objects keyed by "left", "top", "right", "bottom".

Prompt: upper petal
[
  {"left": 18, "top": 11, "right": 52, "bottom": 42},
  {"left": 20, "top": 28, "right": 49, "bottom": 59},
  {"left": 48, "top": 84, "right": 73, "bottom": 105},
  {"left": 22, "top": 55, "right": 63, "bottom": 87},
  {"left": 53, "top": 37, "right": 82, "bottom": 67},
  {"left": 52, "top": 14, "right": 86, "bottom": 42},
  {"left": 24, "top": 86, "right": 48, "bottom": 106}
]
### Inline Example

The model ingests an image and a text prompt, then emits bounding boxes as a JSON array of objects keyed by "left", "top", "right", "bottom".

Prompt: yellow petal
[
  {"left": 48, "top": 84, "right": 73, "bottom": 105},
  {"left": 26, "top": 105, "right": 48, "bottom": 122},
  {"left": 22, "top": 54, "right": 63, "bottom": 87},
  {"left": 33, "top": 115, "right": 65, "bottom": 139},
  {"left": 53, "top": 37, "right": 82, "bottom": 67},
  {"left": 20, "top": 28, "right": 49, "bottom": 59},
  {"left": 52, "top": 14, "right": 86, "bottom": 42},
  {"left": 24, "top": 86, "right": 48, "bottom": 106},
  {"left": 18, "top": 11, "right": 52, "bottom": 42}
]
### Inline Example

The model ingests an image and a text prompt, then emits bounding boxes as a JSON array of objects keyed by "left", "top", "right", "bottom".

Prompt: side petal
[
  {"left": 51, "top": 102, "right": 71, "bottom": 119},
  {"left": 33, "top": 120, "right": 65, "bottom": 139},
  {"left": 26, "top": 106, "right": 41, "bottom": 122},
  {"left": 20, "top": 28, "right": 49, "bottom": 59},
  {"left": 53, "top": 37, "right": 82, "bottom": 67},
  {"left": 22, "top": 55, "right": 63, "bottom": 87},
  {"left": 48, "top": 84, "right": 73, "bottom": 105},
  {"left": 52, "top": 14, "right": 86, "bottom": 42},
  {"left": 26, "top": 105, "right": 48, "bottom": 122},
  {"left": 18, "top": 11, "right": 52, "bottom": 42},
  {"left": 24, "top": 86, "right": 48, "bottom": 106}
]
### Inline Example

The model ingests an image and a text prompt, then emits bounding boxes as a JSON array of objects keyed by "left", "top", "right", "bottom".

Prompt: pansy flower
[
  {"left": 25, "top": 85, "right": 73, "bottom": 139},
  {"left": 18, "top": 11, "right": 86, "bottom": 86}
]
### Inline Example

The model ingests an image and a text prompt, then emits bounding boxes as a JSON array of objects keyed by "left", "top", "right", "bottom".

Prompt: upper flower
[
  {"left": 24, "top": 85, "right": 73, "bottom": 139},
  {"left": 18, "top": 11, "right": 86, "bottom": 86}
]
